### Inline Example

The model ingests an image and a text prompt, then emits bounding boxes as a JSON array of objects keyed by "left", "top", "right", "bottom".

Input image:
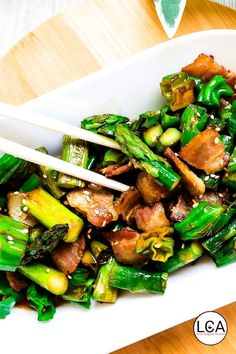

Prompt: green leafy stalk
[
  {"left": 20, "top": 173, "right": 42, "bottom": 193},
  {"left": 115, "top": 124, "right": 181, "bottom": 190},
  {"left": 202, "top": 219, "right": 236, "bottom": 254},
  {"left": 135, "top": 227, "right": 175, "bottom": 262},
  {"left": 197, "top": 75, "right": 233, "bottom": 106},
  {"left": 223, "top": 147, "right": 236, "bottom": 190},
  {"left": 109, "top": 261, "right": 168, "bottom": 294},
  {"left": 93, "top": 258, "right": 118, "bottom": 303},
  {"left": 0, "top": 273, "right": 22, "bottom": 319},
  {"left": 81, "top": 114, "right": 129, "bottom": 136},
  {"left": 0, "top": 154, "right": 24, "bottom": 185},
  {"left": 200, "top": 173, "right": 220, "bottom": 191},
  {"left": 220, "top": 101, "right": 236, "bottom": 139},
  {"left": 57, "top": 135, "right": 88, "bottom": 189},
  {"left": 36, "top": 147, "right": 64, "bottom": 199},
  {"left": 18, "top": 263, "right": 68, "bottom": 295},
  {"left": 174, "top": 202, "right": 235, "bottom": 240},
  {"left": 21, "top": 224, "right": 69, "bottom": 264},
  {"left": 24, "top": 187, "right": 84, "bottom": 242},
  {"left": 0, "top": 215, "right": 28, "bottom": 271},
  {"left": 211, "top": 234, "right": 236, "bottom": 267},
  {"left": 160, "top": 72, "right": 195, "bottom": 111},
  {"left": 131, "top": 110, "right": 161, "bottom": 131},
  {"left": 180, "top": 104, "right": 208, "bottom": 146},
  {"left": 219, "top": 135, "right": 234, "bottom": 154},
  {"left": 27, "top": 283, "right": 56, "bottom": 321},
  {"left": 155, "top": 241, "right": 204, "bottom": 273}
]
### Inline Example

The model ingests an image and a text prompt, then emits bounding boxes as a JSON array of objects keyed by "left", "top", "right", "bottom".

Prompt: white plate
[{"left": 1, "top": 30, "right": 236, "bottom": 354}]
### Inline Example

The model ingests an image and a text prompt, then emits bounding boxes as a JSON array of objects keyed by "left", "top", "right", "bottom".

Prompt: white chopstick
[
  {"left": 0, "top": 137, "right": 129, "bottom": 192},
  {"left": 0, "top": 102, "right": 121, "bottom": 150}
]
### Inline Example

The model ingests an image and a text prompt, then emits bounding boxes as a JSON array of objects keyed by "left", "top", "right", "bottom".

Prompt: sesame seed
[
  {"left": 174, "top": 152, "right": 179, "bottom": 156},
  {"left": 215, "top": 175, "right": 220, "bottom": 179},
  {"left": 199, "top": 195, "right": 203, "bottom": 199},
  {"left": 214, "top": 137, "right": 219, "bottom": 144},
  {"left": 215, "top": 127, "right": 221, "bottom": 132},
  {"left": 21, "top": 229, "right": 28, "bottom": 234},
  {"left": 196, "top": 112, "right": 201, "bottom": 117},
  {"left": 113, "top": 241, "right": 119, "bottom": 245},
  {"left": 83, "top": 191, "right": 90, "bottom": 195},
  {"left": 46, "top": 268, "right": 51, "bottom": 273},
  {"left": 8, "top": 240, "right": 14, "bottom": 245},
  {"left": 102, "top": 220, "right": 107, "bottom": 227},
  {"left": 210, "top": 114, "right": 214, "bottom": 120},
  {"left": 219, "top": 193, "right": 223, "bottom": 197},
  {"left": 67, "top": 275, "right": 72, "bottom": 279},
  {"left": 22, "top": 199, "right": 26, "bottom": 205},
  {"left": 193, "top": 203, "right": 199, "bottom": 208},
  {"left": 22, "top": 206, "right": 28, "bottom": 212},
  {"left": 204, "top": 176, "right": 210, "bottom": 181},
  {"left": 210, "top": 174, "right": 216, "bottom": 178},
  {"left": 43, "top": 174, "right": 47, "bottom": 179},
  {"left": 13, "top": 191, "right": 19, "bottom": 195},
  {"left": 86, "top": 196, "right": 91, "bottom": 202},
  {"left": 181, "top": 243, "right": 185, "bottom": 249},
  {"left": 7, "top": 235, "right": 13, "bottom": 241},
  {"left": 94, "top": 209, "right": 100, "bottom": 215}
]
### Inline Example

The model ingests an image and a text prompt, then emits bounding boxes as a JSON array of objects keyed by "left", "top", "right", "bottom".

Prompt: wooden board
[{"left": 0, "top": 0, "right": 235, "bottom": 353}]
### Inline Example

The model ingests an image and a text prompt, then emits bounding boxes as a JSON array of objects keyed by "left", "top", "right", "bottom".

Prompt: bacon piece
[
  {"left": 67, "top": 187, "right": 118, "bottom": 227},
  {"left": 136, "top": 171, "right": 169, "bottom": 204},
  {"left": 6, "top": 272, "right": 29, "bottom": 292},
  {"left": 164, "top": 147, "right": 205, "bottom": 197},
  {"left": 179, "top": 128, "right": 229, "bottom": 175},
  {"left": 52, "top": 235, "right": 86, "bottom": 274},
  {"left": 7, "top": 192, "right": 37, "bottom": 227},
  {"left": 100, "top": 163, "right": 133, "bottom": 177},
  {"left": 134, "top": 202, "right": 170, "bottom": 232},
  {"left": 115, "top": 187, "right": 142, "bottom": 225},
  {"left": 170, "top": 195, "right": 192, "bottom": 222},
  {"left": 103, "top": 228, "right": 146, "bottom": 265},
  {"left": 182, "top": 53, "right": 236, "bottom": 90}
]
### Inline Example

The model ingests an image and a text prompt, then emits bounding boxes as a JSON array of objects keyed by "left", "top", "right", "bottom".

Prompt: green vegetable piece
[
  {"left": 180, "top": 104, "right": 208, "bottom": 146},
  {"left": 109, "top": 262, "right": 168, "bottom": 294},
  {"left": 142, "top": 124, "right": 163, "bottom": 147},
  {"left": 200, "top": 173, "right": 220, "bottom": 191},
  {"left": 90, "top": 241, "right": 108, "bottom": 259},
  {"left": 24, "top": 187, "right": 84, "bottom": 243},
  {"left": 0, "top": 273, "right": 22, "bottom": 319},
  {"left": 81, "top": 114, "right": 129, "bottom": 136},
  {"left": 160, "top": 105, "right": 180, "bottom": 129},
  {"left": 18, "top": 263, "right": 68, "bottom": 295},
  {"left": 155, "top": 241, "right": 204, "bottom": 273},
  {"left": 62, "top": 279, "right": 94, "bottom": 309},
  {"left": 102, "top": 149, "right": 124, "bottom": 166},
  {"left": 227, "top": 147, "right": 236, "bottom": 173},
  {"left": 29, "top": 226, "right": 45, "bottom": 243},
  {"left": 0, "top": 215, "right": 28, "bottom": 271},
  {"left": 67, "top": 268, "right": 90, "bottom": 291},
  {"left": 211, "top": 234, "right": 236, "bottom": 267},
  {"left": 115, "top": 124, "right": 181, "bottom": 190},
  {"left": 20, "top": 173, "right": 42, "bottom": 193},
  {"left": 21, "top": 224, "right": 69, "bottom": 264},
  {"left": 57, "top": 136, "right": 88, "bottom": 189},
  {"left": 160, "top": 72, "right": 195, "bottom": 111},
  {"left": 219, "top": 135, "right": 234, "bottom": 154},
  {"left": 223, "top": 147, "right": 236, "bottom": 190},
  {"left": 0, "top": 154, "right": 24, "bottom": 185},
  {"left": 202, "top": 219, "right": 236, "bottom": 254},
  {"left": 197, "top": 75, "right": 233, "bottom": 106},
  {"left": 87, "top": 155, "right": 96, "bottom": 170},
  {"left": 82, "top": 250, "right": 97, "bottom": 269},
  {"left": 135, "top": 227, "right": 175, "bottom": 262},
  {"left": 0, "top": 194, "right": 7, "bottom": 213},
  {"left": 36, "top": 147, "right": 64, "bottom": 199},
  {"left": 130, "top": 111, "right": 161, "bottom": 132},
  {"left": 27, "top": 283, "right": 56, "bottom": 321},
  {"left": 174, "top": 201, "right": 235, "bottom": 240},
  {"left": 93, "top": 258, "right": 118, "bottom": 303},
  {"left": 159, "top": 128, "right": 181, "bottom": 147}
]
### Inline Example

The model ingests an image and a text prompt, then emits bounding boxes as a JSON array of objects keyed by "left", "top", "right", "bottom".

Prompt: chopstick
[
  {"left": 0, "top": 102, "right": 121, "bottom": 150},
  {"left": 0, "top": 137, "right": 129, "bottom": 192}
]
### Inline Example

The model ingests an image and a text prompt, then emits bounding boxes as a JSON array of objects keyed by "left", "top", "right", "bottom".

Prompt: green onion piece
[{"left": 27, "top": 283, "right": 56, "bottom": 321}]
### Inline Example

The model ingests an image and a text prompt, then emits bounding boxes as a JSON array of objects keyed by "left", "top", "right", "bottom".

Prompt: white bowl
[{"left": 1, "top": 30, "right": 236, "bottom": 354}]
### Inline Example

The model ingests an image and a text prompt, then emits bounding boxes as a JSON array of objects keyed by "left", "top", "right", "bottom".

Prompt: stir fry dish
[{"left": 0, "top": 53, "right": 235, "bottom": 321}]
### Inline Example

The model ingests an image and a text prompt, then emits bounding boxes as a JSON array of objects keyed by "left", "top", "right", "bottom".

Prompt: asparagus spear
[
  {"left": 0, "top": 215, "right": 28, "bottom": 271},
  {"left": 174, "top": 201, "right": 235, "bottom": 240},
  {"left": 211, "top": 234, "right": 236, "bottom": 267},
  {"left": 36, "top": 147, "right": 64, "bottom": 199},
  {"left": 155, "top": 241, "right": 204, "bottom": 273},
  {"left": 57, "top": 135, "right": 88, "bottom": 189},
  {"left": 109, "top": 262, "right": 168, "bottom": 294},
  {"left": 93, "top": 258, "right": 118, "bottom": 303},
  {"left": 81, "top": 114, "right": 129, "bottom": 136},
  {"left": 180, "top": 104, "right": 208, "bottom": 146},
  {"left": 115, "top": 124, "right": 181, "bottom": 190},
  {"left": 202, "top": 219, "right": 236, "bottom": 254},
  {"left": 18, "top": 263, "right": 68, "bottom": 295},
  {"left": 24, "top": 187, "right": 84, "bottom": 242}
]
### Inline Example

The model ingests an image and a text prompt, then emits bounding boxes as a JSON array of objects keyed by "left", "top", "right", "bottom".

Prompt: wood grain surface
[{"left": 0, "top": 0, "right": 235, "bottom": 353}]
